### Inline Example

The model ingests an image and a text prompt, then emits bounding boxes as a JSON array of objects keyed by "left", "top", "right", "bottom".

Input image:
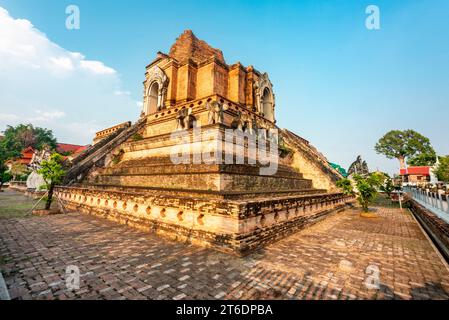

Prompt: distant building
[
  {"left": 6, "top": 143, "right": 87, "bottom": 170},
  {"left": 18, "top": 146, "right": 35, "bottom": 165},
  {"left": 56, "top": 143, "right": 88, "bottom": 159},
  {"left": 400, "top": 166, "right": 431, "bottom": 185},
  {"left": 400, "top": 164, "right": 440, "bottom": 186}
]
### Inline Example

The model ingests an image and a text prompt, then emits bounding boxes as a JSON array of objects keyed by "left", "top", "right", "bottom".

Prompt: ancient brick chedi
[{"left": 57, "top": 30, "right": 351, "bottom": 255}]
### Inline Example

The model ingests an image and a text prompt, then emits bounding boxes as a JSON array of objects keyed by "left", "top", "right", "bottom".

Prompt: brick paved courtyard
[{"left": 1, "top": 190, "right": 449, "bottom": 300}]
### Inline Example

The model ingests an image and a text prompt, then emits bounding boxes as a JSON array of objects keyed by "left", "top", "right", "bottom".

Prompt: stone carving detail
[
  {"left": 176, "top": 107, "right": 195, "bottom": 130},
  {"left": 230, "top": 111, "right": 242, "bottom": 130},
  {"left": 250, "top": 117, "right": 258, "bottom": 135},
  {"left": 347, "top": 155, "right": 370, "bottom": 177},
  {"left": 232, "top": 112, "right": 254, "bottom": 133},
  {"left": 254, "top": 72, "right": 275, "bottom": 122},
  {"left": 144, "top": 66, "right": 168, "bottom": 114},
  {"left": 206, "top": 101, "right": 228, "bottom": 124}
]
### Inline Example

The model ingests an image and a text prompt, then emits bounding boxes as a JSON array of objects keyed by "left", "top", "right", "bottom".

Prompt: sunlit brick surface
[{"left": 1, "top": 193, "right": 449, "bottom": 300}]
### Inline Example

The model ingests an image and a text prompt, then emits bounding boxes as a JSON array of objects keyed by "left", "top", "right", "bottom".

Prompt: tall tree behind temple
[
  {"left": 435, "top": 156, "right": 449, "bottom": 183},
  {"left": 0, "top": 124, "right": 57, "bottom": 160},
  {"left": 407, "top": 152, "right": 437, "bottom": 167},
  {"left": 375, "top": 130, "right": 435, "bottom": 169}
]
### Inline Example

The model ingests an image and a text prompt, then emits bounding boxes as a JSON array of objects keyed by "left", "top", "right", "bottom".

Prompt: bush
[
  {"left": 336, "top": 178, "right": 354, "bottom": 196},
  {"left": 337, "top": 173, "right": 385, "bottom": 212},
  {"left": 111, "top": 149, "right": 125, "bottom": 165},
  {"left": 38, "top": 153, "right": 66, "bottom": 210},
  {"left": 132, "top": 133, "right": 143, "bottom": 141}
]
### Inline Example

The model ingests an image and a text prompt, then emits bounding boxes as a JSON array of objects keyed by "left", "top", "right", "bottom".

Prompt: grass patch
[{"left": 0, "top": 189, "right": 57, "bottom": 219}]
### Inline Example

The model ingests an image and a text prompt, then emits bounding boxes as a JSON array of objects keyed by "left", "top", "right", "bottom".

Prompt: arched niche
[
  {"left": 262, "top": 87, "right": 274, "bottom": 122},
  {"left": 147, "top": 82, "right": 159, "bottom": 114},
  {"left": 254, "top": 72, "right": 275, "bottom": 122},
  {"left": 143, "top": 66, "right": 168, "bottom": 115}
]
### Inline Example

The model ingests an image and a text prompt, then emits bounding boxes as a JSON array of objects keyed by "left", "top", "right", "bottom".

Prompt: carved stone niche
[
  {"left": 143, "top": 66, "right": 168, "bottom": 115},
  {"left": 254, "top": 72, "right": 275, "bottom": 122}
]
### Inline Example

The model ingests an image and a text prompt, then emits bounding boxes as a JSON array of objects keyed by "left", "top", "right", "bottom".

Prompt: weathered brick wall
[{"left": 169, "top": 30, "right": 225, "bottom": 65}]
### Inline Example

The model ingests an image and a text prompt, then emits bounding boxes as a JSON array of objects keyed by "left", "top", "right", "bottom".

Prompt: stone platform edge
[
  {"left": 55, "top": 186, "right": 354, "bottom": 255},
  {"left": 408, "top": 198, "right": 449, "bottom": 262}
]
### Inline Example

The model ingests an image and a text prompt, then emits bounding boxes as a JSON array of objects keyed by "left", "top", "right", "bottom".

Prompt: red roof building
[
  {"left": 399, "top": 166, "right": 431, "bottom": 176},
  {"left": 18, "top": 146, "right": 35, "bottom": 165},
  {"left": 7, "top": 143, "right": 88, "bottom": 168},
  {"left": 399, "top": 166, "right": 431, "bottom": 184},
  {"left": 56, "top": 143, "right": 87, "bottom": 155}
]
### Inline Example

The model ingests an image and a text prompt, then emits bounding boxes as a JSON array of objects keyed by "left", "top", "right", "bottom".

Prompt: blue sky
[{"left": 0, "top": 0, "right": 448, "bottom": 175}]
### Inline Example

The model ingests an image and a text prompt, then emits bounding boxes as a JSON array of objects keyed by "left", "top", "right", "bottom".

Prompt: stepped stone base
[{"left": 55, "top": 186, "right": 353, "bottom": 255}]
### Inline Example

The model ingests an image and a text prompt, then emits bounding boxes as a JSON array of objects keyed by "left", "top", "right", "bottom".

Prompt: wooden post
[{"left": 26, "top": 191, "right": 48, "bottom": 216}]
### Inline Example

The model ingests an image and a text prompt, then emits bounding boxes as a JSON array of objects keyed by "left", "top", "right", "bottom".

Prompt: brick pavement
[{"left": 1, "top": 190, "right": 449, "bottom": 300}]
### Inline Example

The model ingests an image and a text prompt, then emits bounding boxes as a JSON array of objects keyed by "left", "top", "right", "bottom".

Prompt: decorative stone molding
[
  {"left": 55, "top": 186, "right": 353, "bottom": 255},
  {"left": 144, "top": 66, "right": 168, "bottom": 115}
]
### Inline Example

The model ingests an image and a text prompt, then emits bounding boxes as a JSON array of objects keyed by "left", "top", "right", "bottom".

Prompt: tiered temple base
[{"left": 55, "top": 185, "right": 352, "bottom": 255}]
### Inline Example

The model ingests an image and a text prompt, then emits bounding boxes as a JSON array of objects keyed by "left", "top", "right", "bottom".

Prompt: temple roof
[
  {"left": 169, "top": 30, "right": 225, "bottom": 65},
  {"left": 56, "top": 143, "right": 87, "bottom": 155},
  {"left": 400, "top": 166, "right": 431, "bottom": 176}
]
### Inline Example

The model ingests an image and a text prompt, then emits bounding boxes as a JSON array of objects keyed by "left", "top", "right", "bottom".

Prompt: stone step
[
  {"left": 102, "top": 163, "right": 304, "bottom": 179},
  {"left": 89, "top": 172, "right": 313, "bottom": 193},
  {"left": 117, "top": 154, "right": 290, "bottom": 167},
  {"left": 75, "top": 183, "right": 324, "bottom": 201}
]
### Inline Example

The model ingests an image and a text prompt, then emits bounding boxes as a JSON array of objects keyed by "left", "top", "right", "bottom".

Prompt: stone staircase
[
  {"left": 281, "top": 129, "right": 342, "bottom": 183},
  {"left": 63, "top": 117, "right": 147, "bottom": 185}
]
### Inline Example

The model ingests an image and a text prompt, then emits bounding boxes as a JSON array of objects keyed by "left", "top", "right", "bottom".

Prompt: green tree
[
  {"left": 434, "top": 156, "right": 449, "bottom": 183},
  {"left": 353, "top": 173, "right": 384, "bottom": 212},
  {"left": 0, "top": 163, "right": 12, "bottom": 191},
  {"left": 0, "top": 124, "right": 57, "bottom": 159},
  {"left": 9, "top": 161, "right": 29, "bottom": 180},
  {"left": 379, "top": 175, "right": 395, "bottom": 196},
  {"left": 408, "top": 152, "right": 437, "bottom": 166},
  {"left": 336, "top": 178, "right": 354, "bottom": 196},
  {"left": 337, "top": 173, "right": 384, "bottom": 212},
  {"left": 368, "top": 171, "right": 387, "bottom": 188},
  {"left": 38, "top": 153, "right": 66, "bottom": 210},
  {"left": 375, "top": 130, "right": 435, "bottom": 169}
]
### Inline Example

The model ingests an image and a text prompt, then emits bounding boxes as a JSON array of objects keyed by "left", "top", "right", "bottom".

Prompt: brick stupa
[{"left": 58, "top": 30, "right": 351, "bottom": 255}]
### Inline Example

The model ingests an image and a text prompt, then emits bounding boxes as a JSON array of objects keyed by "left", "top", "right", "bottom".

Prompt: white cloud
[
  {"left": 80, "top": 60, "right": 116, "bottom": 75},
  {"left": 0, "top": 7, "right": 116, "bottom": 76},
  {"left": 50, "top": 57, "right": 75, "bottom": 71},
  {"left": 29, "top": 110, "right": 66, "bottom": 122},
  {"left": 0, "top": 7, "right": 138, "bottom": 144},
  {"left": 0, "top": 113, "right": 19, "bottom": 122},
  {"left": 114, "top": 90, "right": 131, "bottom": 96}
]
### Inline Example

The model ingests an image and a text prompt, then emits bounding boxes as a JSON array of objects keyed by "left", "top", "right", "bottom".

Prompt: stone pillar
[{"left": 157, "top": 89, "right": 162, "bottom": 110}]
